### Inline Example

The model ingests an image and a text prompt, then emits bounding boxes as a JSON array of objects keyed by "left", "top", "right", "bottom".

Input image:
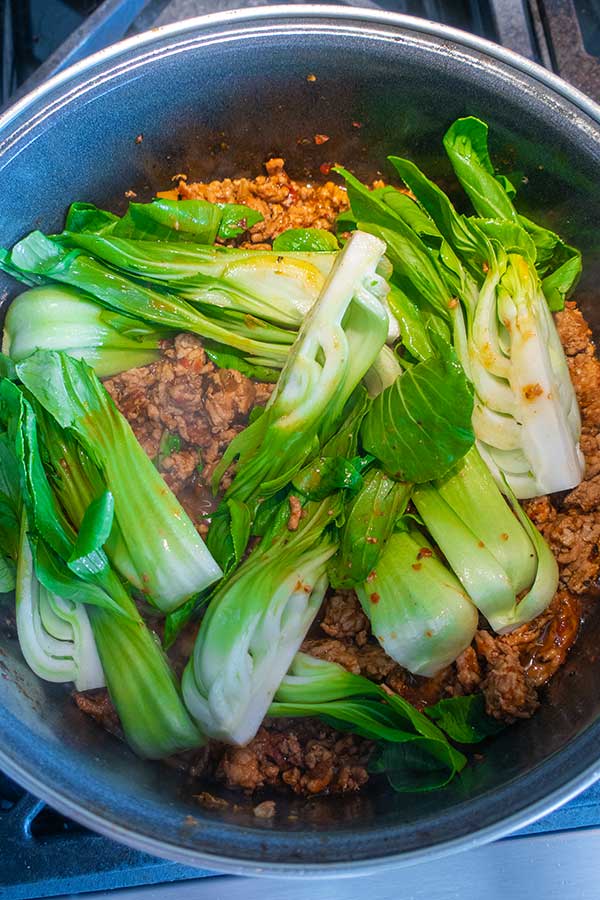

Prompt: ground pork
[
  {"left": 73, "top": 688, "right": 123, "bottom": 739},
  {"left": 104, "top": 333, "right": 272, "bottom": 519},
  {"left": 319, "top": 590, "right": 370, "bottom": 646},
  {"left": 176, "top": 158, "right": 349, "bottom": 245},
  {"left": 474, "top": 631, "right": 539, "bottom": 721},
  {"left": 216, "top": 719, "right": 370, "bottom": 795}
]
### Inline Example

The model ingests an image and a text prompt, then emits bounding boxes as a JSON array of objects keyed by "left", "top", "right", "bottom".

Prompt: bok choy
[
  {"left": 212, "top": 230, "right": 390, "bottom": 504},
  {"left": 17, "top": 350, "right": 222, "bottom": 611},
  {"left": 15, "top": 512, "right": 105, "bottom": 691},
  {"left": 3, "top": 284, "right": 165, "bottom": 377},
  {"left": 270, "top": 653, "right": 467, "bottom": 791},
  {"left": 412, "top": 446, "right": 558, "bottom": 632},
  {"left": 182, "top": 494, "right": 337, "bottom": 745},
  {"left": 337, "top": 117, "right": 585, "bottom": 498},
  {"left": 356, "top": 524, "right": 478, "bottom": 676},
  {"left": 0, "top": 378, "right": 202, "bottom": 757}
]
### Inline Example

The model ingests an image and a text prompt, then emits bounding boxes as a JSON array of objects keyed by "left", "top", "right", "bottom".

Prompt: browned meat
[
  {"left": 539, "top": 511, "right": 600, "bottom": 595},
  {"left": 302, "top": 637, "right": 450, "bottom": 709},
  {"left": 302, "top": 637, "right": 363, "bottom": 674},
  {"left": 455, "top": 646, "right": 483, "bottom": 693},
  {"left": 503, "top": 591, "right": 581, "bottom": 687},
  {"left": 319, "top": 590, "right": 370, "bottom": 646},
  {"left": 72, "top": 688, "right": 122, "bottom": 739},
  {"left": 475, "top": 631, "right": 539, "bottom": 721},
  {"left": 216, "top": 719, "right": 370, "bottom": 795},
  {"left": 179, "top": 158, "right": 349, "bottom": 244},
  {"left": 104, "top": 333, "right": 273, "bottom": 523},
  {"left": 554, "top": 302, "right": 593, "bottom": 357},
  {"left": 160, "top": 449, "right": 201, "bottom": 495}
]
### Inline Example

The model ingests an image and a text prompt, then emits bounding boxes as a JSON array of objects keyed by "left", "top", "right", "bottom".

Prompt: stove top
[{"left": 1, "top": 1, "right": 600, "bottom": 898}]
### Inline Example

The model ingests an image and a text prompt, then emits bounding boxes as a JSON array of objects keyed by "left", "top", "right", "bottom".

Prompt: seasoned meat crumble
[{"left": 73, "top": 161, "right": 599, "bottom": 798}]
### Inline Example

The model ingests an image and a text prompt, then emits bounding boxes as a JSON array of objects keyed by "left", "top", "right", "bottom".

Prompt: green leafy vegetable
[
  {"left": 17, "top": 351, "right": 223, "bottom": 611},
  {"left": 65, "top": 197, "right": 263, "bottom": 244},
  {"left": 442, "top": 117, "right": 581, "bottom": 308},
  {"left": 270, "top": 653, "right": 467, "bottom": 792},
  {"left": 213, "top": 230, "right": 389, "bottom": 504},
  {"left": 6, "top": 232, "right": 291, "bottom": 369},
  {"left": 182, "top": 496, "right": 337, "bottom": 744},
  {"left": 15, "top": 512, "right": 105, "bottom": 691},
  {"left": 2, "top": 285, "right": 165, "bottom": 377},
  {"left": 273, "top": 228, "right": 339, "bottom": 252},
  {"left": 412, "top": 446, "right": 557, "bottom": 632},
  {"left": 57, "top": 233, "right": 335, "bottom": 329},
  {"left": 328, "top": 469, "right": 411, "bottom": 588},
  {"left": 1, "top": 378, "right": 203, "bottom": 758},
  {"left": 352, "top": 118, "right": 584, "bottom": 498},
  {"left": 361, "top": 336, "right": 474, "bottom": 483},
  {"left": 356, "top": 526, "right": 478, "bottom": 676},
  {"left": 426, "top": 693, "right": 504, "bottom": 743}
]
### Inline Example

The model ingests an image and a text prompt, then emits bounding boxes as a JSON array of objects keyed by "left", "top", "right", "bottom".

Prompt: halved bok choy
[
  {"left": 3, "top": 284, "right": 166, "bottom": 377},
  {"left": 0, "top": 378, "right": 203, "bottom": 758},
  {"left": 15, "top": 512, "right": 105, "bottom": 691},
  {"left": 17, "top": 350, "right": 223, "bottom": 612},
  {"left": 412, "top": 447, "right": 558, "bottom": 633},
  {"left": 212, "top": 230, "right": 390, "bottom": 505}
]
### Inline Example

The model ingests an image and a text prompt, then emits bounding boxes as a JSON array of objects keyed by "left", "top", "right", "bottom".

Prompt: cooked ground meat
[
  {"left": 216, "top": 719, "right": 370, "bottom": 795},
  {"left": 72, "top": 162, "right": 599, "bottom": 799},
  {"left": 474, "top": 631, "right": 540, "bottom": 721},
  {"left": 73, "top": 688, "right": 123, "bottom": 739},
  {"left": 319, "top": 590, "right": 370, "bottom": 646},
  {"left": 176, "top": 158, "right": 349, "bottom": 245},
  {"left": 104, "top": 333, "right": 273, "bottom": 522}
]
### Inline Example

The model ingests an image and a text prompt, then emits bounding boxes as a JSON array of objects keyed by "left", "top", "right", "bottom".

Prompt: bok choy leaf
[
  {"left": 65, "top": 197, "right": 264, "bottom": 243},
  {"left": 270, "top": 653, "right": 467, "bottom": 792}
]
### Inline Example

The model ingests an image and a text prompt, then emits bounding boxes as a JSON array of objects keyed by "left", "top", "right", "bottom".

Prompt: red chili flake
[
  {"left": 319, "top": 162, "right": 333, "bottom": 176},
  {"left": 425, "top": 629, "right": 433, "bottom": 637},
  {"left": 478, "top": 540, "right": 485, "bottom": 548},
  {"left": 366, "top": 570, "right": 377, "bottom": 583},
  {"left": 124, "top": 189, "right": 137, "bottom": 199},
  {"left": 306, "top": 73, "right": 317, "bottom": 82},
  {"left": 412, "top": 562, "right": 423, "bottom": 571},
  {"left": 314, "top": 133, "right": 330, "bottom": 145},
  {"left": 500, "top": 532, "right": 510, "bottom": 541},
  {"left": 448, "top": 297, "right": 459, "bottom": 309},
  {"left": 417, "top": 547, "right": 433, "bottom": 559},
  {"left": 134, "top": 133, "right": 143, "bottom": 144},
  {"left": 482, "top": 261, "right": 490, "bottom": 273},
  {"left": 365, "top": 536, "right": 378, "bottom": 544},
  {"left": 369, "top": 592, "right": 380, "bottom": 604},
  {"left": 352, "top": 121, "right": 363, "bottom": 129}
]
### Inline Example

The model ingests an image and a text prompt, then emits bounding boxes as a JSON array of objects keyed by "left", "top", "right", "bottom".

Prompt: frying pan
[{"left": 1, "top": 6, "right": 600, "bottom": 876}]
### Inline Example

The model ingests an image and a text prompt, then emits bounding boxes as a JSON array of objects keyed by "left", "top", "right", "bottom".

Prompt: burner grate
[{"left": 0, "top": 772, "right": 215, "bottom": 900}]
